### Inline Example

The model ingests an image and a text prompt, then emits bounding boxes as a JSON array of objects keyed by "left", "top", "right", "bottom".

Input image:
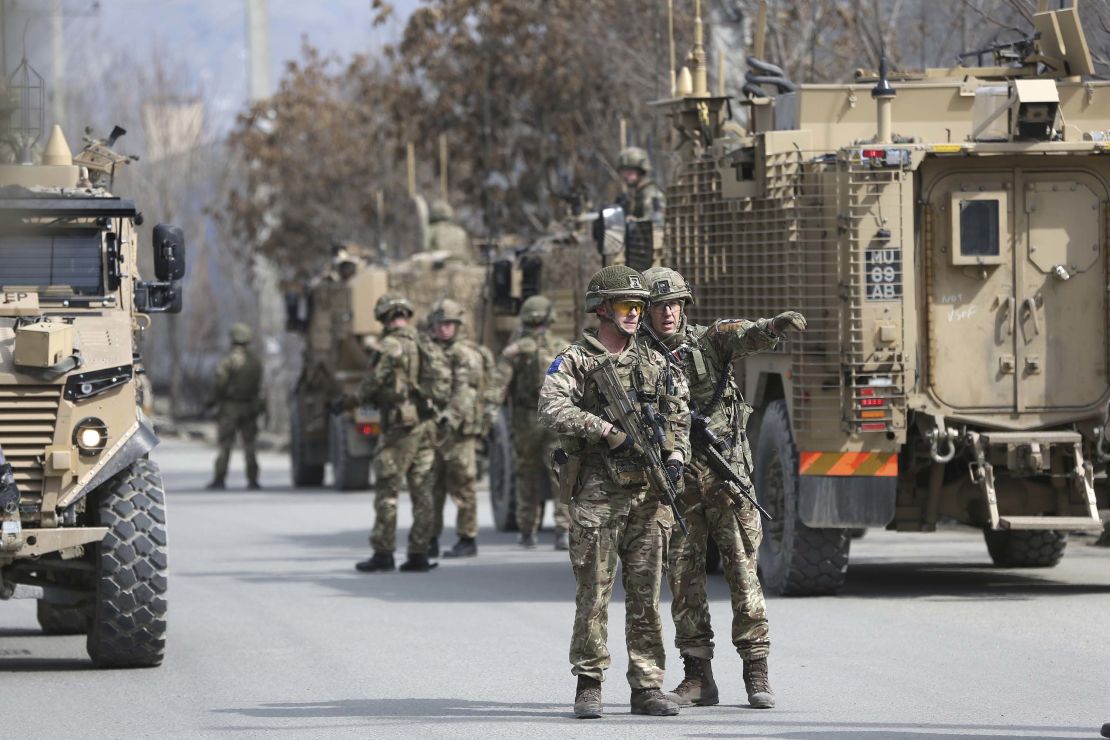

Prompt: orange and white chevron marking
[{"left": 799, "top": 451, "right": 898, "bottom": 477}]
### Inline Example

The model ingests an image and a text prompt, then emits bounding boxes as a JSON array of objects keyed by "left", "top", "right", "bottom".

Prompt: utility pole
[
  {"left": 246, "top": 0, "right": 270, "bottom": 101},
  {"left": 51, "top": 0, "right": 64, "bottom": 126}
]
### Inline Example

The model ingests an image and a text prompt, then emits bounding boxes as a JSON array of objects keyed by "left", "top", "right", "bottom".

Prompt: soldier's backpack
[{"left": 412, "top": 334, "right": 452, "bottom": 413}]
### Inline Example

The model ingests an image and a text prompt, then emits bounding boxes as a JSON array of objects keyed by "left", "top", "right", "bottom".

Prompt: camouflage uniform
[
  {"left": 499, "top": 308, "right": 570, "bottom": 538},
  {"left": 659, "top": 316, "right": 778, "bottom": 663},
  {"left": 425, "top": 200, "right": 476, "bottom": 263},
  {"left": 539, "top": 327, "right": 689, "bottom": 690},
  {"left": 643, "top": 266, "right": 804, "bottom": 709},
  {"left": 358, "top": 311, "right": 438, "bottom": 562},
  {"left": 207, "top": 324, "right": 264, "bottom": 488},
  {"left": 618, "top": 146, "right": 665, "bottom": 226},
  {"left": 430, "top": 329, "right": 480, "bottom": 547}
]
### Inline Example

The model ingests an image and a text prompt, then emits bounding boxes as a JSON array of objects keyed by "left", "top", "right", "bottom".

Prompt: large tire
[
  {"left": 755, "top": 399, "right": 850, "bottom": 596},
  {"left": 489, "top": 408, "right": 518, "bottom": 532},
  {"left": 37, "top": 600, "right": 90, "bottom": 635},
  {"left": 86, "top": 457, "right": 168, "bottom": 668},
  {"left": 290, "top": 399, "right": 325, "bottom": 487},
  {"left": 984, "top": 529, "right": 1067, "bottom": 568},
  {"left": 330, "top": 413, "right": 371, "bottom": 491}
]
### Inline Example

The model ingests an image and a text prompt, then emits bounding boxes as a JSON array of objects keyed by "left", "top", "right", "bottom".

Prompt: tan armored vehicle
[
  {"left": 664, "top": 2, "right": 1110, "bottom": 594},
  {"left": 286, "top": 249, "right": 384, "bottom": 490},
  {"left": 0, "top": 111, "right": 183, "bottom": 663}
]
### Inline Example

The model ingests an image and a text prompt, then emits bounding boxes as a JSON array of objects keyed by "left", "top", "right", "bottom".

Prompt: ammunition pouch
[
  {"left": 556, "top": 450, "right": 581, "bottom": 506},
  {"left": 602, "top": 453, "right": 649, "bottom": 490}
]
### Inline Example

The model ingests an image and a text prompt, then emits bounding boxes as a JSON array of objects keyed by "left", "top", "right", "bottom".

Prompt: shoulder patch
[{"left": 546, "top": 355, "right": 564, "bottom": 375}]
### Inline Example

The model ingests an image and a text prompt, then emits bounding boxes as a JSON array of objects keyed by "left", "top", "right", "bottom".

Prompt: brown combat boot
[
  {"left": 573, "top": 675, "right": 602, "bottom": 719},
  {"left": 630, "top": 687, "right": 680, "bottom": 716},
  {"left": 743, "top": 657, "right": 776, "bottom": 708},
  {"left": 666, "top": 655, "right": 718, "bottom": 707}
]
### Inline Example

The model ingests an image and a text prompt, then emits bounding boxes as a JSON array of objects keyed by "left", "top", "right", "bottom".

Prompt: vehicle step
[
  {"left": 997, "top": 515, "right": 1104, "bottom": 531},
  {"left": 980, "top": 431, "right": 1082, "bottom": 445}
]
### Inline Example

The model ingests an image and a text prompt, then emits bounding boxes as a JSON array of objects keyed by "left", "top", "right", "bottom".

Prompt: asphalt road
[{"left": 2, "top": 437, "right": 1109, "bottom": 739}]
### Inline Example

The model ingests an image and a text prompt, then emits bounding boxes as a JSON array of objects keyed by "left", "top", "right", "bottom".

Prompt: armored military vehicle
[
  {"left": 0, "top": 111, "right": 182, "bottom": 664},
  {"left": 664, "top": 2, "right": 1110, "bottom": 594},
  {"left": 286, "top": 250, "right": 384, "bottom": 490}
]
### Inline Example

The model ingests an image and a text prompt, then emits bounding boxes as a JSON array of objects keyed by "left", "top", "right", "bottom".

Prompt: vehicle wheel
[
  {"left": 36, "top": 600, "right": 90, "bottom": 635},
  {"left": 705, "top": 536, "right": 721, "bottom": 574},
  {"left": 984, "top": 529, "right": 1067, "bottom": 568},
  {"left": 755, "top": 399, "right": 850, "bottom": 596},
  {"left": 86, "top": 457, "right": 168, "bottom": 668},
  {"left": 489, "top": 408, "right": 517, "bottom": 532},
  {"left": 330, "top": 413, "right": 371, "bottom": 491},
  {"left": 290, "top": 398, "right": 325, "bottom": 487}
]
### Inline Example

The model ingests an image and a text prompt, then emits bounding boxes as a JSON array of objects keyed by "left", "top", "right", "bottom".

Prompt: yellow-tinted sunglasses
[{"left": 611, "top": 299, "right": 645, "bottom": 317}]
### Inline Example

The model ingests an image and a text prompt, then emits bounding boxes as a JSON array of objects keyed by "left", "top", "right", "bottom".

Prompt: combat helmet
[
  {"left": 520, "top": 295, "right": 554, "bottom": 326},
  {"left": 430, "top": 298, "right": 466, "bottom": 325},
  {"left": 642, "top": 266, "right": 694, "bottom": 305},
  {"left": 617, "top": 146, "right": 651, "bottom": 175},
  {"left": 584, "top": 264, "right": 650, "bottom": 313},
  {"left": 229, "top": 323, "right": 253, "bottom": 345},
  {"left": 374, "top": 294, "right": 415, "bottom": 323},
  {"left": 429, "top": 199, "right": 454, "bottom": 223}
]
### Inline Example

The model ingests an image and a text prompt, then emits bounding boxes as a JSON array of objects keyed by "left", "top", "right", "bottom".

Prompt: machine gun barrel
[
  {"left": 690, "top": 412, "right": 774, "bottom": 520},
  {"left": 589, "top": 358, "right": 687, "bottom": 535}
]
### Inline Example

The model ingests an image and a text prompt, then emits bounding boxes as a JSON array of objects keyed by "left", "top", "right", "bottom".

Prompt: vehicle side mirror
[
  {"left": 152, "top": 224, "right": 186, "bottom": 281},
  {"left": 593, "top": 205, "right": 627, "bottom": 258}
]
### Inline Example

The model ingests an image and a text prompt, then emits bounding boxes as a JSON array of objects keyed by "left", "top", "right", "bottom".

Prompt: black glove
[
  {"left": 665, "top": 459, "right": 684, "bottom": 485},
  {"left": 605, "top": 425, "right": 634, "bottom": 453}
]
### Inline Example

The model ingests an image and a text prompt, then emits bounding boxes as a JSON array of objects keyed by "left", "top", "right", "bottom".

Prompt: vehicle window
[
  {"left": 0, "top": 233, "right": 103, "bottom": 295},
  {"left": 959, "top": 200, "right": 1000, "bottom": 258}
]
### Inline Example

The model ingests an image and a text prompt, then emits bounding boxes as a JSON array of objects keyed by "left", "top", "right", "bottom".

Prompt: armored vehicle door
[
  {"left": 1016, "top": 171, "right": 1108, "bottom": 411},
  {"left": 925, "top": 171, "right": 1019, "bottom": 411},
  {"left": 925, "top": 165, "right": 1109, "bottom": 414}
]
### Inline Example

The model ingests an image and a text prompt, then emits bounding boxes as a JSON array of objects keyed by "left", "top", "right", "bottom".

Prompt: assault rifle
[
  {"left": 588, "top": 357, "right": 688, "bottom": 534},
  {"left": 690, "top": 413, "right": 773, "bottom": 521}
]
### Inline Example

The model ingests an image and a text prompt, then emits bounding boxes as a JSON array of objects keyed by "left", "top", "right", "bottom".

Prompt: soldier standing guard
[
  {"left": 498, "top": 295, "right": 571, "bottom": 549},
  {"left": 617, "top": 146, "right": 665, "bottom": 225},
  {"left": 538, "top": 265, "right": 688, "bottom": 720},
  {"left": 427, "top": 299, "right": 484, "bottom": 559},
  {"left": 425, "top": 199, "right": 476, "bottom": 263},
  {"left": 640, "top": 266, "right": 806, "bottom": 709},
  {"left": 355, "top": 295, "right": 439, "bottom": 574},
  {"left": 206, "top": 323, "right": 265, "bottom": 490}
]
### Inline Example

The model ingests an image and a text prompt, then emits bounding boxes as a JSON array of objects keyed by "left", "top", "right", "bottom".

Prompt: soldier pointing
[{"left": 641, "top": 266, "right": 806, "bottom": 710}]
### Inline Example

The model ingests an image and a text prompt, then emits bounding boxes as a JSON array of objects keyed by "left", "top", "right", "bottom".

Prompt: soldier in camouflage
[
  {"left": 497, "top": 295, "right": 570, "bottom": 550},
  {"left": 617, "top": 147, "right": 665, "bottom": 226},
  {"left": 354, "top": 295, "right": 439, "bottom": 574},
  {"left": 425, "top": 200, "right": 476, "bottom": 263},
  {"left": 641, "top": 266, "right": 806, "bottom": 710},
  {"left": 538, "top": 265, "right": 688, "bottom": 720},
  {"left": 206, "top": 323, "right": 265, "bottom": 490},
  {"left": 427, "top": 298, "right": 486, "bottom": 559}
]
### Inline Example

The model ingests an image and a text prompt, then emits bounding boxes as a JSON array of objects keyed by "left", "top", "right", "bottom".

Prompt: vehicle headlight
[{"left": 73, "top": 418, "right": 108, "bottom": 456}]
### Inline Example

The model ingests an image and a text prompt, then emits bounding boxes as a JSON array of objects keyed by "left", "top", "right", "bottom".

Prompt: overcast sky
[{"left": 7, "top": 0, "right": 418, "bottom": 134}]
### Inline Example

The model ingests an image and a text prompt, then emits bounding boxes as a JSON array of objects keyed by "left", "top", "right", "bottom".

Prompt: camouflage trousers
[
  {"left": 668, "top": 460, "right": 769, "bottom": 661},
  {"left": 569, "top": 467, "right": 672, "bottom": 689},
  {"left": 371, "top": 421, "right": 436, "bottom": 555},
  {"left": 512, "top": 415, "right": 568, "bottom": 534},
  {"left": 213, "top": 403, "right": 259, "bottom": 484},
  {"left": 432, "top": 432, "right": 478, "bottom": 540}
]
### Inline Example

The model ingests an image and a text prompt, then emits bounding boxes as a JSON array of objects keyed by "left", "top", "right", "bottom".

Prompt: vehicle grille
[{"left": 0, "top": 384, "right": 61, "bottom": 506}]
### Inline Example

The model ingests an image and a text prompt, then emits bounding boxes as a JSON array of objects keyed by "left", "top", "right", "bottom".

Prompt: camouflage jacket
[
  {"left": 436, "top": 337, "right": 487, "bottom": 436},
  {"left": 498, "top": 327, "right": 569, "bottom": 419},
  {"left": 630, "top": 178, "right": 665, "bottom": 225},
  {"left": 538, "top": 328, "right": 689, "bottom": 488},
  {"left": 654, "top": 317, "right": 779, "bottom": 477},
  {"left": 207, "top": 346, "right": 264, "bottom": 409},
  {"left": 359, "top": 324, "right": 425, "bottom": 431}
]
